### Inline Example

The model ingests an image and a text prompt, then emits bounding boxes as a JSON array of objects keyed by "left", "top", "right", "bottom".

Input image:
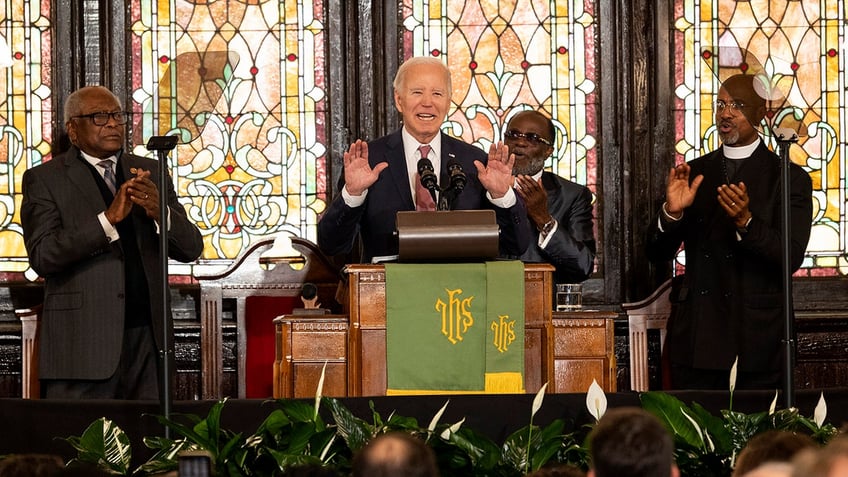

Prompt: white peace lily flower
[
  {"left": 681, "top": 408, "right": 705, "bottom": 447},
  {"left": 532, "top": 382, "right": 549, "bottom": 418},
  {"left": 428, "top": 400, "right": 450, "bottom": 433},
  {"left": 586, "top": 379, "right": 607, "bottom": 421},
  {"left": 814, "top": 392, "right": 827, "bottom": 428},
  {"left": 729, "top": 356, "right": 739, "bottom": 393},
  {"left": 440, "top": 417, "right": 466, "bottom": 440},
  {"left": 769, "top": 390, "right": 778, "bottom": 415},
  {"left": 319, "top": 434, "right": 336, "bottom": 461},
  {"left": 314, "top": 360, "right": 327, "bottom": 419}
]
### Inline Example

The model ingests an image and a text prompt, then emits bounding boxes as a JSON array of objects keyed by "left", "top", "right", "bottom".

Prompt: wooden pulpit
[{"left": 344, "top": 263, "right": 555, "bottom": 396}]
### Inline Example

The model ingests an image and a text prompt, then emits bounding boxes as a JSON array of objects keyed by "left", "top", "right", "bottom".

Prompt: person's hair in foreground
[
  {"left": 351, "top": 431, "right": 439, "bottom": 477},
  {"left": 587, "top": 407, "right": 678, "bottom": 477},
  {"left": 791, "top": 435, "right": 848, "bottom": 477},
  {"left": 732, "top": 430, "right": 816, "bottom": 477}
]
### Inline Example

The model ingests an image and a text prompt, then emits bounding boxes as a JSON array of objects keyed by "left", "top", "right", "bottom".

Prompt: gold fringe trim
[{"left": 484, "top": 372, "right": 524, "bottom": 393}]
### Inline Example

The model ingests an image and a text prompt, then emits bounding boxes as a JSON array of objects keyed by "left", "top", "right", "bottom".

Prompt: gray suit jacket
[{"left": 21, "top": 146, "right": 203, "bottom": 380}]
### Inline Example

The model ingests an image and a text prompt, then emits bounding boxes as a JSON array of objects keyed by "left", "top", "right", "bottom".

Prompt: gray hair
[
  {"left": 392, "top": 56, "right": 452, "bottom": 94},
  {"left": 63, "top": 86, "right": 122, "bottom": 124}
]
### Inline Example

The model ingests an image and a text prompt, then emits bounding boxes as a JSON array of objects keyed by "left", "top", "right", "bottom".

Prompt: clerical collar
[{"left": 723, "top": 139, "right": 760, "bottom": 160}]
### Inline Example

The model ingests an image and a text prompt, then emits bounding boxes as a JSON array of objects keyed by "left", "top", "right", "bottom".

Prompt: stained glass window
[
  {"left": 2, "top": 1, "right": 845, "bottom": 280},
  {"left": 673, "top": 0, "right": 846, "bottom": 276},
  {"left": 0, "top": 1, "right": 52, "bottom": 278},
  {"left": 401, "top": 0, "right": 599, "bottom": 197},
  {"left": 129, "top": 1, "right": 328, "bottom": 276}
]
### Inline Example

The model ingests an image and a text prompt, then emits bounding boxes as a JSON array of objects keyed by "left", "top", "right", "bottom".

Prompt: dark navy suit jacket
[{"left": 318, "top": 129, "right": 531, "bottom": 262}]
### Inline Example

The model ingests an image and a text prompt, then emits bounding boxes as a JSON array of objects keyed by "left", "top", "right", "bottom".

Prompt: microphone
[
  {"left": 447, "top": 158, "right": 467, "bottom": 191},
  {"left": 417, "top": 158, "right": 438, "bottom": 192}
]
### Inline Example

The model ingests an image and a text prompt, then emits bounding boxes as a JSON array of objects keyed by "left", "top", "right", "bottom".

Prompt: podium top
[{"left": 395, "top": 210, "right": 500, "bottom": 262}]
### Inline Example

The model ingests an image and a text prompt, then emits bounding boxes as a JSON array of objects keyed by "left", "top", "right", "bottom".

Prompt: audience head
[
  {"left": 791, "top": 435, "right": 848, "bottom": 477},
  {"left": 732, "top": 430, "right": 816, "bottom": 477},
  {"left": 351, "top": 432, "right": 439, "bottom": 477},
  {"left": 392, "top": 57, "right": 452, "bottom": 145},
  {"left": 742, "top": 462, "right": 794, "bottom": 477},
  {"left": 505, "top": 110, "right": 555, "bottom": 176},
  {"left": 587, "top": 407, "right": 678, "bottom": 477},
  {"left": 64, "top": 86, "right": 127, "bottom": 159},
  {"left": 0, "top": 454, "right": 64, "bottom": 477}
]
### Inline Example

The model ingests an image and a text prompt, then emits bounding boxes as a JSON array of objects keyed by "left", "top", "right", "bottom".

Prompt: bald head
[{"left": 352, "top": 432, "right": 439, "bottom": 477}]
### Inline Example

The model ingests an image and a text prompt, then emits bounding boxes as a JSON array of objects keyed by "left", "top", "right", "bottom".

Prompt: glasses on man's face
[
  {"left": 504, "top": 129, "right": 553, "bottom": 146},
  {"left": 72, "top": 111, "right": 130, "bottom": 126},
  {"left": 714, "top": 100, "right": 746, "bottom": 113}
]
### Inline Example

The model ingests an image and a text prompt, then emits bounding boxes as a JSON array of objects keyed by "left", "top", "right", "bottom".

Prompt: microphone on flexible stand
[
  {"left": 447, "top": 158, "right": 467, "bottom": 191},
  {"left": 439, "top": 157, "right": 466, "bottom": 210},
  {"left": 417, "top": 158, "right": 439, "bottom": 206}
]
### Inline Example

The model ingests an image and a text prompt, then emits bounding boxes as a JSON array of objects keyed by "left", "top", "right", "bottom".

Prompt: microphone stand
[
  {"left": 146, "top": 135, "right": 179, "bottom": 438},
  {"left": 774, "top": 129, "right": 797, "bottom": 409},
  {"left": 437, "top": 186, "right": 451, "bottom": 211}
]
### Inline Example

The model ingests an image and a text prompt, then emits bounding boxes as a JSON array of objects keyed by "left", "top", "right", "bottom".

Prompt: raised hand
[
  {"left": 665, "top": 162, "right": 703, "bottom": 218},
  {"left": 343, "top": 140, "right": 388, "bottom": 196},
  {"left": 475, "top": 141, "right": 515, "bottom": 199}
]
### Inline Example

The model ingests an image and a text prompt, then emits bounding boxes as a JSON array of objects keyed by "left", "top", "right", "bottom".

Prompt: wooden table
[{"left": 552, "top": 310, "right": 617, "bottom": 393}]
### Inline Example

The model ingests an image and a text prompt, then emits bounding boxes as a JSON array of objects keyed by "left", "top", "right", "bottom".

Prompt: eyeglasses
[
  {"left": 504, "top": 129, "right": 553, "bottom": 146},
  {"left": 714, "top": 100, "right": 746, "bottom": 113},
  {"left": 72, "top": 111, "right": 130, "bottom": 126}
]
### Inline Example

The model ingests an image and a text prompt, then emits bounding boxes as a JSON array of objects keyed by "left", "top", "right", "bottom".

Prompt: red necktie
[{"left": 415, "top": 144, "right": 436, "bottom": 211}]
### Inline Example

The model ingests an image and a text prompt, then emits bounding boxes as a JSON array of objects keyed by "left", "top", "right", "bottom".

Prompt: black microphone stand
[
  {"left": 775, "top": 129, "right": 798, "bottom": 409},
  {"left": 146, "top": 134, "right": 179, "bottom": 438}
]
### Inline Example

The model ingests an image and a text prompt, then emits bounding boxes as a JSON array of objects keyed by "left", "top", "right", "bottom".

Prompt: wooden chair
[
  {"left": 621, "top": 279, "right": 672, "bottom": 392},
  {"left": 195, "top": 236, "right": 343, "bottom": 399},
  {"left": 16, "top": 304, "right": 42, "bottom": 399}
]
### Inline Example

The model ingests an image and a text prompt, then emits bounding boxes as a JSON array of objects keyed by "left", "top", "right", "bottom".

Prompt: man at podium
[{"left": 317, "top": 56, "right": 531, "bottom": 263}]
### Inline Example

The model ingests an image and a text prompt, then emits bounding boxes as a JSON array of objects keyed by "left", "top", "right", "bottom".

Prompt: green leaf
[
  {"left": 64, "top": 418, "right": 132, "bottom": 475},
  {"left": 324, "top": 397, "right": 373, "bottom": 452},
  {"left": 640, "top": 392, "right": 704, "bottom": 448},
  {"left": 689, "top": 402, "right": 733, "bottom": 453},
  {"left": 279, "top": 399, "right": 325, "bottom": 428}
]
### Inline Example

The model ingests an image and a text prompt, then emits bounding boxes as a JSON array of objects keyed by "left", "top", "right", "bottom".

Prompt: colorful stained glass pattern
[
  {"left": 672, "top": 0, "right": 846, "bottom": 276},
  {"left": 129, "top": 0, "right": 328, "bottom": 274},
  {"left": 401, "top": 0, "right": 599, "bottom": 195},
  {"left": 0, "top": 1, "right": 51, "bottom": 277}
]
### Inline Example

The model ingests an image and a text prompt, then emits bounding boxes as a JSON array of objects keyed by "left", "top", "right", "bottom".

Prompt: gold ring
[
  {"left": 144, "top": 194, "right": 149, "bottom": 199},
  {"left": 731, "top": 202, "right": 735, "bottom": 207}
]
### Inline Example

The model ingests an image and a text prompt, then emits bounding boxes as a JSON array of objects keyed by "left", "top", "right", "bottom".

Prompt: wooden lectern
[{"left": 345, "top": 263, "right": 555, "bottom": 396}]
